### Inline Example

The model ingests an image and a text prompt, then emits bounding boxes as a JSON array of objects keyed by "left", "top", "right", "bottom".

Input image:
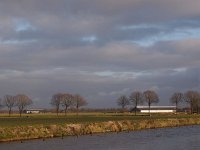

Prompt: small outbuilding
[{"left": 24, "top": 109, "right": 45, "bottom": 114}]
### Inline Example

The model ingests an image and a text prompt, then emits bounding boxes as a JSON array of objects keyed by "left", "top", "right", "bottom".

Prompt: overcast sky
[{"left": 0, "top": 0, "right": 200, "bottom": 108}]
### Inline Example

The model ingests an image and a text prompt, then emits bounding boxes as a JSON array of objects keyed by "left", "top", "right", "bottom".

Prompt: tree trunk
[
  {"left": 56, "top": 108, "right": 59, "bottom": 116},
  {"left": 190, "top": 103, "right": 193, "bottom": 114},
  {"left": 8, "top": 107, "right": 12, "bottom": 117},
  {"left": 148, "top": 102, "right": 151, "bottom": 117},
  {"left": 19, "top": 110, "right": 22, "bottom": 117},
  {"left": 76, "top": 107, "right": 79, "bottom": 116},
  {"left": 122, "top": 105, "right": 125, "bottom": 113},
  {"left": 135, "top": 101, "right": 138, "bottom": 116},
  {"left": 134, "top": 106, "right": 137, "bottom": 116},
  {"left": 64, "top": 106, "right": 68, "bottom": 116}
]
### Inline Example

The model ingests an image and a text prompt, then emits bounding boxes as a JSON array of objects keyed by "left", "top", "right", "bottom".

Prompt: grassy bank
[{"left": 0, "top": 113, "right": 200, "bottom": 142}]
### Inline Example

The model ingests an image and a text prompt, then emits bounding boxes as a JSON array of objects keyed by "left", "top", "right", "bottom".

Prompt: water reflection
[{"left": 1, "top": 125, "right": 200, "bottom": 150}]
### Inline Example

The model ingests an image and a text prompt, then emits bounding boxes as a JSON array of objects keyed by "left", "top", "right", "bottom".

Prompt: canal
[{"left": 1, "top": 125, "right": 200, "bottom": 150}]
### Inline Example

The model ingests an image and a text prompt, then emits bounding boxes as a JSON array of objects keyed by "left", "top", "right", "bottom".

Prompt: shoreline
[{"left": 1, "top": 118, "right": 200, "bottom": 142}]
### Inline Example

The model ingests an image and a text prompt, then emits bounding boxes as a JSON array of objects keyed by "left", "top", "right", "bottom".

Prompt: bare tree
[
  {"left": 193, "top": 97, "right": 200, "bottom": 114},
  {"left": 117, "top": 95, "right": 129, "bottom": 112},
  {"left": 0, "top": 98, "right": 3, "bottom": 109},
  {"left": 170, "top": 92, "right": 183, "bottom": 114},
  {"left": 184, "top": 91, "right": 200, "bottom": 114},
  {"left": 51, "top": 93, "right": 63, "bottom": 116},
  {"left": 15, "top": 94, "right": 32, "bottom": 117},
  {"left": 196, "top": 97, "right": 200, "bottom": 114},
  {"left": 61, "top": 93, "right": 74, "bottom": 115},
  {"left": 3, "top": 95, "right": 16, "bottom": 116},
  {"left": 73, "top": 94, "right": 87, "bottom": 115},
  {"left": 143, "top": 90, "right": 159, "bottom": 116},
  {"left": 129, "top": 91, "right": 143, "bottom": 115}
]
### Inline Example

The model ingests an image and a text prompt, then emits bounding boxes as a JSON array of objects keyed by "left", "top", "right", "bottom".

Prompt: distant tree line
[
  {"left": 50, "top": 93, "right": 87, "bottom": 116},
  {"left": 117, "top": 90, "right": 200, "bottom": 115},
  {"left": 169, "top": 91, "right": 200, "bottom": 114},
  {"left": 0, "top": 94, "right": 32, "bottom": 116},
  {"left": 117, "top": 90, "right": 159, "bottom": 116},
  {"left": 0, "top": 90, "right": 199, "bottom": 116},
  {"left": 0, "top": 93, "right": 87, "bottom": 116}
]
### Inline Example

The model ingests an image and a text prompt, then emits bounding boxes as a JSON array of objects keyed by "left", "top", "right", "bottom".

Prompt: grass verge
[{"left": 0, "top": 113, "right": 199, "bottom": 142}]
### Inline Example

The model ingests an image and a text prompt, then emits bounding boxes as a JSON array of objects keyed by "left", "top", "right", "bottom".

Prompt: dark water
[{"left": 1, "top": 125, "right": 200, "bottom": 150}]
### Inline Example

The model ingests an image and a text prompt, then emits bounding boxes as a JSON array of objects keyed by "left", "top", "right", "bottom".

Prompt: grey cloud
[
  {"left": 1, "top": 0, "right": 200, "bottom": 53},
  {"left": 0, "top": 1, "right": 200, "bottom": 108}
]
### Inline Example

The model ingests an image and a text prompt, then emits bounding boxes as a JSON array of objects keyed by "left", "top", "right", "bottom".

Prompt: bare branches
[
  {"left": 184, "top": 91, "right": 200, "bottom": 114},
  {"left": 170, "top": 92, "right": 183, "bottom": 113},
  {"left": 50, "top": 93, "right": 87, "bottom": 116},
  {"left": 3, "top": 95, "right": 16, "bottom": 116},
  {"left": 129, "top": 91, "right": 143, "bottom": 115},
  {"left": 117, "top": 95, "right": 129, "bottom": 112},
  {"left": 143, "top": 90, "right": 159, "bottom": 116},
  {"left": 51, "top": 93, "right": 63, "bottom": 116},
  {"left": 15, "top": 94, "right": 32, "bottom": 117},
  {"left": 0, "top": 98, "right": 2, "bottom": 109},
  {"left": 61, "top": 93, "right": 74, "bottom": 115},
  {"left": 74, "top": 94, "right": 87, "bottom": 115}
]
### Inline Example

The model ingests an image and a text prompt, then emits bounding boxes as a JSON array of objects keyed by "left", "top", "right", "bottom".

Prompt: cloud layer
[{"left": 0, "top": 0, "right": 200, "bottom": 108}]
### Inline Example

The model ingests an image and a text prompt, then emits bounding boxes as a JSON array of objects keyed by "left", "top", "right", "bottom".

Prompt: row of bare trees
[
  {"left": 0, "top": 90, "right": 198, "bottom": 116},
  {"left": 0, "top": 94, "right": 32, "bottom": 116},
  {"left": 117, "top": 90, "right": 159, "bottom": 115},
  {"left": 50, "top": 93, "right": 87, "bottom": 116},
  {"left": 0, "top": 93, "right": 87, "bottom": 116},
  {"left": 170, "top": 91, "right": 200, "bottom": 114},
  {"left": 117, "top": 90, "right": 200, "bottom": 115}
]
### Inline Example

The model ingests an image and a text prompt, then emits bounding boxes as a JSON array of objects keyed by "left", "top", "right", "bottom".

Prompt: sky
[{"left": 0, "top": 0, "right": 200, "bottom": 108}]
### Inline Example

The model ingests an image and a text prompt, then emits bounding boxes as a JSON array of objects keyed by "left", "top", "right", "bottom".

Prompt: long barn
[{"left": 136, "top": 106, "right": 176, "bottom": 113}]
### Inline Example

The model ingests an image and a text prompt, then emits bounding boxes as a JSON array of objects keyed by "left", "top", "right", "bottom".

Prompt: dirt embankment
[{"left": 1, "top": 118, "right": 200, "bottom": 142}]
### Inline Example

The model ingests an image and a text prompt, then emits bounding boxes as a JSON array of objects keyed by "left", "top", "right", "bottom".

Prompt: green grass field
[{"left": 0, "top": 112, "right": 199, "bottom": 127}]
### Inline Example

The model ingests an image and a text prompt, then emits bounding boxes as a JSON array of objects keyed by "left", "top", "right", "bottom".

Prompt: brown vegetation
[{"left": 1, "top": 118, "right": 200, "bottom": 142}]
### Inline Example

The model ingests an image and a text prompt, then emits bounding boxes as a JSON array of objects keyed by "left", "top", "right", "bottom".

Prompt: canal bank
[{"left": 1, "top": 118, "right": 200, "bottom": 142}]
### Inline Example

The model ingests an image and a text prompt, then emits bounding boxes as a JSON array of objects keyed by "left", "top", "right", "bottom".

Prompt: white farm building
[
  {"left": 24, "top": 109, "right": 45, "bottom": 114},
  {"left": 136, "top": 106, "right": 176, "bottom": 113}
]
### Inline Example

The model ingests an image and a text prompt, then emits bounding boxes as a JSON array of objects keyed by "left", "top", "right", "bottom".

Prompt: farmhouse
[{"left": 135, "top": 106, "right": 176, "bottom": 113}]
